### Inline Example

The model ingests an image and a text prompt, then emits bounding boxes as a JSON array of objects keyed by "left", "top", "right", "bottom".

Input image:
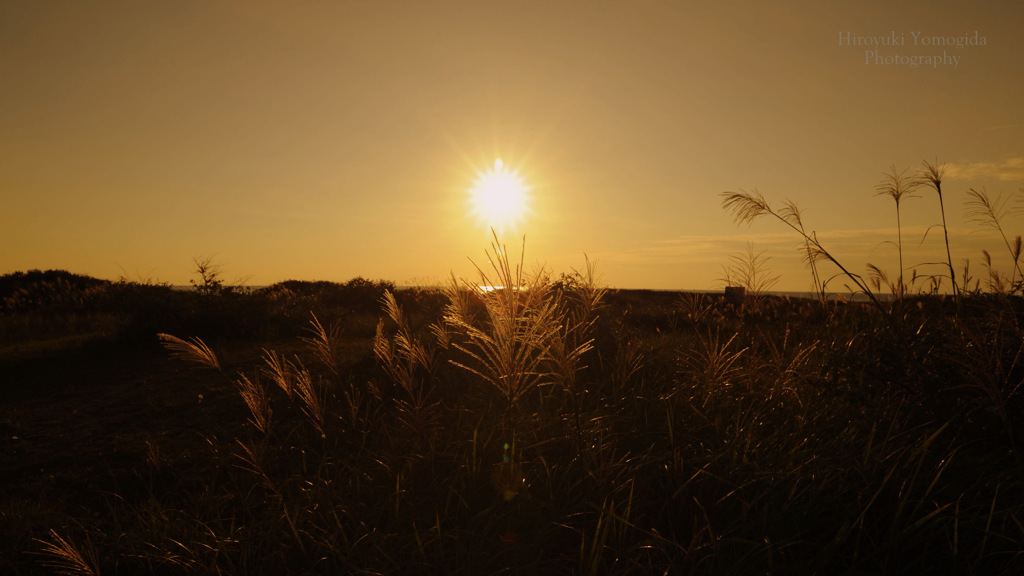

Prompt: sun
[{"left": 468, "top": 159, "right": 531, "bottom": 231}]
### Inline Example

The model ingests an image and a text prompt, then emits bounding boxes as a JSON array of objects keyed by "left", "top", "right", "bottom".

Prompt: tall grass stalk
[
  {"left": 721, "top": 189, "right": 888, "bottom": 315},
  {"left": 916, "top": 160, "right": 959, "bottom": 302},
  {"left": 875, "top": 165, "right": 920, "bottom": 301},
  {"left": 374, "top": 290, "right": 433, "bottom": 395},
  {"left": 782, "top": 199, "right": 827, "bottom": 304},
  {"left": 550, "top": 256, "right": 606, "bottom": 454},
  {"left": 374, "top": 290, "right": 443, "bottom": 447},
  {"left": 965, "top": 187, "right": 1024, "bottom": 291}
]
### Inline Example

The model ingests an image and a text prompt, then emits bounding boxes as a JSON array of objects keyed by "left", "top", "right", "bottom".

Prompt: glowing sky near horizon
[{"left": 2, "top": 1, "right": 1022, "bottom": 291}]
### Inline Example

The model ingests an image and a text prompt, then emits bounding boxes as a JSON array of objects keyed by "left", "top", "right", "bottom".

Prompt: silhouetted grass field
[{"left": 2, "top": 263, "right": 1023, "bottom": 574}]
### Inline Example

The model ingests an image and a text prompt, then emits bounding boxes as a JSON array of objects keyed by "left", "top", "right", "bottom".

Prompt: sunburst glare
[{"left": 468, "top": 158, "right": 531, "bottom": 232}]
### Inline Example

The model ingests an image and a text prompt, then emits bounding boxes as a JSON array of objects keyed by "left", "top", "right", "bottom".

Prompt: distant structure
[{"left": 724, "top": 286, "right": 746, "bottom": 304}]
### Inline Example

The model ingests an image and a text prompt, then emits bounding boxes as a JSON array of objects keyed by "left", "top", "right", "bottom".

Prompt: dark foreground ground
[{"left": 2, "top": 274, "right": 1023, "bottom": 574}]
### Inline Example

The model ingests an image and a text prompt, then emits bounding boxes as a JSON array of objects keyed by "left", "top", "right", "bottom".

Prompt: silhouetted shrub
[{"left": 0, "top": 270, "right": 111, "bottom": 313}]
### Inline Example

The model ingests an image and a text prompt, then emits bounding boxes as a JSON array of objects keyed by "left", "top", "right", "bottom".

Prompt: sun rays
[{"left": 467, "top": 158, "right": 531, "bottom": 233}]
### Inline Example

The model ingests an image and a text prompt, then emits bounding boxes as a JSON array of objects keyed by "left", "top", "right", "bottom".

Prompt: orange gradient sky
[{"left": 2, "top": 1, "right": 1023, "bottom": 291}]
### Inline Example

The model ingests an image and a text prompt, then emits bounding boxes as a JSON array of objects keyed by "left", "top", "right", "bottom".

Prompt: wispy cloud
[
  {"left": 596, "top": 226, "right": 1019, "bottom": 290},
  {"left": 599, "top": 233, "right": 794, "bottom": 266},
  {"left": 945, "top": 157, "right": 1024, "bottom": 182},
  {"left": 600, "top": 226, "right": 1008, "bottom": 267}
]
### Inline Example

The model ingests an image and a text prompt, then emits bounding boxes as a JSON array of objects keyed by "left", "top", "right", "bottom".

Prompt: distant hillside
[{"left": 0, "top": 270, "right": 111, "bottom": 312}]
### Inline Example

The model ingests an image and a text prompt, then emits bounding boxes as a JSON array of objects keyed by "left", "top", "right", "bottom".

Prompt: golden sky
[{"left": 2, "top": 1, "right": 1022, "bottom": 291}]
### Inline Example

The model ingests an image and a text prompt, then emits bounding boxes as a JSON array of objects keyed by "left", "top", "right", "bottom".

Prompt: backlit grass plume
[
  {"left": 718, "top": 242, "right": 780, "bottom": 306},
  {"left": 235, "top": 373, "right": 271, "bottom": 434},
  {"left": 157, "top": 333, "right": 220, "bottom": 370},
  {"left": 301, "top": 312, "right": 340, "bottom": 374},
  {"left": 34, "top": 529, "right": 100, "bottom": 576},
  {"left": 444, "top": 231, "right": 559, "bottom": 411}
]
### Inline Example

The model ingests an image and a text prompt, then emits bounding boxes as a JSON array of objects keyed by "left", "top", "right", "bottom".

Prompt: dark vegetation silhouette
[{"left": 4, "top": 163, "right": 1024, "bottom": 574}]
